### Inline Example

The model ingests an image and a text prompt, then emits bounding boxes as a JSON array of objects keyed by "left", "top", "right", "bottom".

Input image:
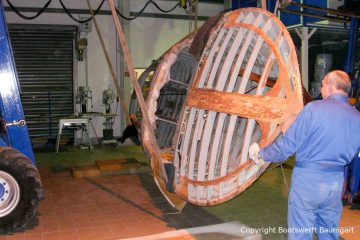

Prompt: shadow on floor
[
  {"left": 84, "top": 177, "right": 164, "bottom": 222},
  {"left": 137, "top": 173, "right": 224, "bottom": 229}
]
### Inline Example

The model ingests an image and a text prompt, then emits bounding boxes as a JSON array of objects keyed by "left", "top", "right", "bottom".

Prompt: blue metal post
[
  {"left": 231, "top": 0, "right": 239, "bottom": 10},
  {"left": 266, "top": 0, "right": 276, "bottom": 13},
  {"left": 349, "top": 154, "right": 360, "bottom": 204},
  {"left": 0, "top": 2, "right": 35, "bottom": 163},
  {"left": 231, "top": 0, "right": 257, "bottom": 10},
  {"left": 345, "top": 17, "right": 359, "bottom": 74}
]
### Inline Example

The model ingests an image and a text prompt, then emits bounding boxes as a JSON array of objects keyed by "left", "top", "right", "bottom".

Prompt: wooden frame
[{"left": 119, "top": 7, "right": 304, "bottom": 209}]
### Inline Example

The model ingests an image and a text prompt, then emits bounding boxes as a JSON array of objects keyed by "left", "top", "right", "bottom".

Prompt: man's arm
[{"left": 259, "top": 103, "right": 313, "bottom": 163}]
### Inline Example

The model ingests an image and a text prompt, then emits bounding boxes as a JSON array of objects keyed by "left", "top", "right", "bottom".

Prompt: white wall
[
  {"left": 4, "top": 0, "right": 224, "bottom": 141},
  {"left": 129, "top": 0, "right": 223, "bottom": 67}
]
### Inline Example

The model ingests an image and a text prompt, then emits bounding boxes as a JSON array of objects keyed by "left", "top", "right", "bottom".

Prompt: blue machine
[
  {"left": 0, "top": 1, "right": 43, "bottom": 234},
  {"left": 0, "top": 0, "right": 34, "bottom": 163}
]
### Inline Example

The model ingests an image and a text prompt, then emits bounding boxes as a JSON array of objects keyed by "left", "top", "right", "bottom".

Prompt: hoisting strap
[
  {"left": 107, "top": 0, "right": 168, "bottom": 183},
  {"left": 87, "top": 0, "right": 131, "bottom": 126}
]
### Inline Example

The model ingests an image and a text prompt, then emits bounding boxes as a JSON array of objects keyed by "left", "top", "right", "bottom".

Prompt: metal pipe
[
  {"left": 288, "top": 2, "right": 360, "bottom": 19},
  {"left": 345, "top": 17, "right": 359, "bottom": 74},
  {"left": 279, "top": 8, "right": 349, "bottom": 23}
]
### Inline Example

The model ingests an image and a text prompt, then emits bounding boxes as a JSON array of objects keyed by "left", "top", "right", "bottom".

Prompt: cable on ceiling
[
  {"left": 6, "top": 0, "right": 52, "bottom": 20},
  {"left": 115, "top": 0, "right": 181, "bottom": 21},
  {"left": 59, "top": 0, "right": 106, "bottom": 23},
  {"left": 6, "top": 0, "right": 184, "bottom": 22}
]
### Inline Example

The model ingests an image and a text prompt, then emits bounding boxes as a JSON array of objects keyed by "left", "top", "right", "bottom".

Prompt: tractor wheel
[{"left": 0, "top": 147, "right": 43, "bottom": 234}]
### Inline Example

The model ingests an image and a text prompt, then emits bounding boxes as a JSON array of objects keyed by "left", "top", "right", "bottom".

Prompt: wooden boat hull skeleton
[{"left": 133, "top": 8, "right": 304, "bottom": 209}]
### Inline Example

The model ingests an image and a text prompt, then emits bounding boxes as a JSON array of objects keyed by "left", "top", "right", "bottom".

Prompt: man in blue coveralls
[{"left": 249, "top": 70, "right": 360, "bottom": 240}]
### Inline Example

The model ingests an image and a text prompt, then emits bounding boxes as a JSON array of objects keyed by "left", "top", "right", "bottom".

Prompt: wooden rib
[
  {"left": 236, "top": 8, "right": 303, "bottom": 107},
  {"left": 147, "top": 34, "right": 193, "bottom": 128},
  {"left": 188, "top": 27, "right": 234, "bottom": 175},
  {"left": 187, "top": 107, "right": 207, "bottom": 201},
  {"left": 225, "top": 14, "right": 264, "bottom": 91},
  {"left": 171, "top": 88, "right": 185, "bottom": 119},
  {"left": 217, "top": 17, "right": 273, "bottom": 194},
  {"left": 178, "top": 27, "right": 227, "bottom": 179},
  {"left": 257, "top": 56, "right": 276, "bottom": 94},
  {"left": 129, "top": 62, "right": 157, "bottom": 115},
  {"left": 180, "top": 160, "right": 253, "bottom": 186},
  {"left": 243, "top": 56, "right": 275, "bottom": 149},
  {"left": 197, "top": 28, "right": 227, "bottom": 88},
  {"left": 205, "top": 29, "right": 235, "bottom": 88},
  {"left": 196, "top": 24, "right": 248, "bottom": 182},
  {"left": 218, "top": 116, "right": 238, "bottom": 179},
  {"left": 187, "top": 108, "right": 204, "bottom": 180},
  {"left": 224, "top": 22, "right": 286, "bottom": 76},
  {"left": 187, "top": 90, "right": 287, "bottom": 123},
  {"left": 237, "top": 19, "right": 272, "bottom": 93},
  {"left": 179, "top": 109, "right": 196, "bottom": 177},
  {"left": 202, "top": 13, "right": 261, "bottom": 201},
  {"left": 195, "top": 114, "right": 218, "bottom": 199},
  {"left": 237, "top": 27, "right": 283, "bottom": 185},
  {"left": 171, "top": 91, "right": 191, "bottom": 153},
  {"left": 279, "top": 42, "right": 293, "bottom": 99},
  {"left": 206, "top": 114, "right": 227, "bottom": 200},
  {"left": 237, "top": 118, "right": 256, "bottom": 184},
  {"left": 239, "top": 69, "right": 276, "bottom": 87},
  {"left": 194, "top": 26, "right": 244, "bottom": 200},
  {"left": 187, "top": 27, "right": 234, "bottom": 189},
  {"left": 233, "top": 20, "right": 293, "bottom": 138},
  {"left": 264, "top": 38, "right": 299, "bottom": 135},
  {"left": 234, "top": 9, "right": 246, "bottom": 23},
  {"left": 195, "top": 12, "right": 264, "bottom": 201},
  {"left": 264, "top": 123, "right": 282, "bottom": 147}
]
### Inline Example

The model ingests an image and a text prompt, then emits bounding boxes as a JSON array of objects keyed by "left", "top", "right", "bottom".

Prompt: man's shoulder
[
  {"left": 302, "top": 99, "right": 340, "bottom": 116},
  {"left": 302, "top": 100, "right": 322, "bottom": 111},
  {"left": 306, "top": 99, "right": 360, "bottom": 119},
  {"left": 305, "top": 98, "right": 346, "bottom": 109}
]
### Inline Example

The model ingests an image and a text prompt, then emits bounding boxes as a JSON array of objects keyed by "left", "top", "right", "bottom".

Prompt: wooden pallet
[{"left": 70, "top": 158, "right": 149, "bottom": 178}]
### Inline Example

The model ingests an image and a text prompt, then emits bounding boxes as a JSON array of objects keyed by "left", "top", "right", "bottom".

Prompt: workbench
[{"left": 55, "top": 118, "right": 92, "bottom": 153}]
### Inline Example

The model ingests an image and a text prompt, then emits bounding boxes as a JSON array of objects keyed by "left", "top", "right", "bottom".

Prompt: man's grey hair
[{"left": 324, "top": 70, "right": 351, "bottom": 94}]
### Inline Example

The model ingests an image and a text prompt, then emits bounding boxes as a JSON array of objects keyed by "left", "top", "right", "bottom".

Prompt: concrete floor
[{"left": 0, "top": 145, "right": 358, "bottom": 240}]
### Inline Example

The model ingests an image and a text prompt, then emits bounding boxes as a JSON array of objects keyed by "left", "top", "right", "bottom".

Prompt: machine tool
[
  {"left": 101, "top": 89, "right": 117, "bottom": 146},
  {"left": 76, "top": 86, "right": 93, "bottom": 115}
]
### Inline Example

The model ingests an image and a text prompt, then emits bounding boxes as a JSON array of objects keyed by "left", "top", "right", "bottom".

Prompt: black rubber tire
[{"left": 0, "top": 147, "right": 43, "bottom": 234}]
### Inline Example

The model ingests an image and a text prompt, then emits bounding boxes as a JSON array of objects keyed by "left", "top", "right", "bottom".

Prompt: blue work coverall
[{"left": 259, "top": 94, "right": 360, "bottom": 240}]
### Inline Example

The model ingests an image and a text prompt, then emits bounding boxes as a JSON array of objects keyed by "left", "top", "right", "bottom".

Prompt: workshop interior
[{"left": 0, "top": 0, "right": 359, "bottom": 239}]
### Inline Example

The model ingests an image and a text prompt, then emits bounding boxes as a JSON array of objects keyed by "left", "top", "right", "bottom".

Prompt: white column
[{"left": 295, "top": 27, "right": 317, "bottom": 91}]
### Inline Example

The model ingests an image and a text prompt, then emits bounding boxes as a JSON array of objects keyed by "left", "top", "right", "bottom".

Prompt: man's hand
[{"left": 249, "top": 143, "right": 264, "bottom": 165}]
